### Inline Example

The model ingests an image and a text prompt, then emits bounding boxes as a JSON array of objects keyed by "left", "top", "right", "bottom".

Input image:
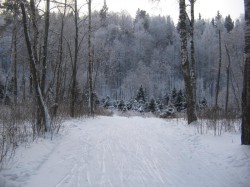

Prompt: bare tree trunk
[
  {"left": 21, "top": 2, "right": 51, "bottom": 132},
  {"left": 22, "top": 64, "right": 26, "bottom": 102},
  {"left": 30, "top": 0, "right": 39, "bottom": 65},
  {"left": 12, "top": 13, "right": 18, "bottom": 105},
  {"left": 225, "top": 44, "right": 231, "bottom": 116},
  {"left": 29, "top": 75, "right": 33, "bottom": 95},
  {"left": 70, "top": 0, "right": 79, "bottom": 117},
  {"left": 88, "top": 0, "right": 94, "bottom": 115},
  {"left": 190, "top": 0, "right": 196, "bottom": 105},
  {"left": 29, "top": 0, "right": 42, "bottom": 130},
  {"left": 179, "top": 0, "right": 197, "bottom": 124},
  {"left": 41, "top": 0, "right": 50, "bottom": 97},
  {"left": 242, "top": 0, "right": 250, "bottom": 145},
  {"left": 215, "top": 30, "right": 222, "bottom": 108},
  {"left": 53, "top": 0, "right": 67, "bottom": 117}
]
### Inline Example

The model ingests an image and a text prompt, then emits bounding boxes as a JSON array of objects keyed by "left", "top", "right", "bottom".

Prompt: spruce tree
[
  {"left": 135, "top": 85, "right": 145, "bottom": 103},
  {"left": 224, "top": 15, "right": 234, "bottom": 33},
  {"left": 149, "top": 98, "right": 156, "bottom": 112},
  {"left": 118, "top": 100, "right": 125, "bottom": 111},
  {"left": 163, "top": 92, "right": 170, "bottom": 106},
  {"left": 99, "top": 0, "right": 108, "bottom": 27},
  {"left": 170, "top": 88, "right": 177, "bottom": 104},
  {"left": 175, "top": 89, "right": 186, "bottom": 112}
]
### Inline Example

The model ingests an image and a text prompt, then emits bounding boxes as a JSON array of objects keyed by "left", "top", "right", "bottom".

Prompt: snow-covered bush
[{"left": 159, "top": 107, "right": 176, "bottom": 118}]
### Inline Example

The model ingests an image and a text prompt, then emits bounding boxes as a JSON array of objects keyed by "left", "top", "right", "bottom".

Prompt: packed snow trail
[{"left": 0, "top": 116, "right": 250, "bottom": 187}]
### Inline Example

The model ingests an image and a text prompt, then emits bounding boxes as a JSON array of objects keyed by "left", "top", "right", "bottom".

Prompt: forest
[{"left": 0, "top": 0, "right": 249, "bottom": 167}]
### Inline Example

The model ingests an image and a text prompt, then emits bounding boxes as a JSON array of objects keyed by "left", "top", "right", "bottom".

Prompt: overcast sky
[{"left": 92, "top": 0, "right": 244, "bottom": 23}]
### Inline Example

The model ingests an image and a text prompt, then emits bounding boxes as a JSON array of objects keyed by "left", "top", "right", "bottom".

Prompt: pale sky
[{"left": 92, "top": 0, "right": 244, "bottom": 23}]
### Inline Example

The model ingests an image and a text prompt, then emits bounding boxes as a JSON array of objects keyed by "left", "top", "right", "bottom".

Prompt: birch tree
[
  {"left": 20, "top": 1, "right": 51, "bottom": 132},
  {"left": 179, "top": 0, "right": 197, "bottom": 124},
  {"left": 189, "top": 0, "right": 197, "bottom": 104}
]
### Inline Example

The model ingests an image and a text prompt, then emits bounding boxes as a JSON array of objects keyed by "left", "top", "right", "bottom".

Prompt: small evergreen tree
[
  {"left": 148, "top": 98, "right": 156, "bottom": 112},
  {"left": 175, "top": 89, "right": 186, "bottom": 112},
  {"left": 170, "top": 87, "right": 177, "bottom": 104},
  {"left": 99, "top": 0, "right": 108, "bottom": 27},
  {"left": 163, "top": 92, "right": 170, "bottom": 106},
  {"left": 156, "top": 98, "right": 163, "bottom": 111},
  {"left": 199, "top": 97, "right": 207, "bottom": 109},
  {"left": 211, "top": 18, "right": 215, "bottom": 27},
  {"left": 224, "top": 15, "right": 234, "bottom": 33},
  {"left": 103, "top": 96, "right": 111, "bottom": 108},
  {"left": 126, "top": 99, "right": 133, "bottom": 110},
  {"left": 135, "top": 85, "right": 145, "bottom": 103},
  {"left": 118, "top": 100, "right": 125, "bottom": 111}
]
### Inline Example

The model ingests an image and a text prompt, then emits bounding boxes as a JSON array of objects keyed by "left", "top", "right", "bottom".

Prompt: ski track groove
[{"left": 1, "top": 116, "right": 250, "bottom": 187}]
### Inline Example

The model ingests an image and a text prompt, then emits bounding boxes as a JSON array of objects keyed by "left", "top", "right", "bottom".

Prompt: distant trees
[
  {"left": 0, "top": 0, "right": 245, "bottom": 122},
  {"left": 242, "top": 0, "right": 250, "bottom": 145}
]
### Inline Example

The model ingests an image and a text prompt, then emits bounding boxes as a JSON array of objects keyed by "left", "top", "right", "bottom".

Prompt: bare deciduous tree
[{"left": 21, "top": 1, "right": 51, "bottom": 132}]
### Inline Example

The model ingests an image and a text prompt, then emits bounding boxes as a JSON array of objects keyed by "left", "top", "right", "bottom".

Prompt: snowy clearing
[{"left": 0, "top": 116, "right": 250, "bottom": 187}]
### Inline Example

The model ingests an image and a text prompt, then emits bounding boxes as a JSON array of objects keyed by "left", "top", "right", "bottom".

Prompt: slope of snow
[{"left": 0, "top": 116, "right": 250, "bottom": 187}]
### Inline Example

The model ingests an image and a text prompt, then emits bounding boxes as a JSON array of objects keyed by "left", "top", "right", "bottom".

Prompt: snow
[{"left": 0, "top": 116, "right": 250, "bottom": 187}]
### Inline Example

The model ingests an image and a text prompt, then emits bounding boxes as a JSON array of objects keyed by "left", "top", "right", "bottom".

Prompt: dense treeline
[{"left": 0, "top": 2, "right": 244, "bottom": 113}]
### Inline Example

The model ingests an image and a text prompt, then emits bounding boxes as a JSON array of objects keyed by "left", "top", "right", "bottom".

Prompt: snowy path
[{"left": 1, "top": 116, "right": 250, "bottom": 187}]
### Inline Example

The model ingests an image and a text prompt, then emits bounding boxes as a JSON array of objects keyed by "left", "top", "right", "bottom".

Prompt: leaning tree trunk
[
  {"left": 242, "top": 0, "right": 250, "bottom": 145},
  {"left": 179, "top": 0, "right": 197, "bottom": 124},
  {"left": 21, "top": 2, "right": 51, "bottom": 132}
]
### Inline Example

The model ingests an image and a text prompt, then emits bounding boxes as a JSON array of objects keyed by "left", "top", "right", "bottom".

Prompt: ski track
[{"left": 0, "top": 116, "right": 250, "bottom": 187}]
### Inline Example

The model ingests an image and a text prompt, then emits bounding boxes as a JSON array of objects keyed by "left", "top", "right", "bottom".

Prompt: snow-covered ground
[{"left": 0, "top": 116, "right": 250, "bottom": 187}]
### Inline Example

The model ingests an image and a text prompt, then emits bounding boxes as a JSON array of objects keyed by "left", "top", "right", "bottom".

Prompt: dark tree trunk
[
  {"left": 88, "top": 0, "right": 94, "bottom": 115},
  {"left": 190, "top": 0, "right": 196, "bottom": 104},
  {"left": 242, "top": 0, "right": 250, "bottom": 145},
  {"left": 12, "top": 13, "right": 18, "bottom": 105},
  {"left": 41, "top": 0, "right": 50, "bottom": 96},
  {"left": 53, "top": 0, "right": 67, "bottom": 117},
  {"left": 70, "top": 0, "right": 79, "bottom": 117},
  {"left": 215, "top": 30, "right": 222, "bottom": 108},
  {"left": 22, "top": 64, "right": 26, "bottom": 102},
  {"left": 179, "top": 0, "right": 197, "bottom": 124},
  {"left": 225, "top": 44, "right": 231, "bottom": 116}
]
